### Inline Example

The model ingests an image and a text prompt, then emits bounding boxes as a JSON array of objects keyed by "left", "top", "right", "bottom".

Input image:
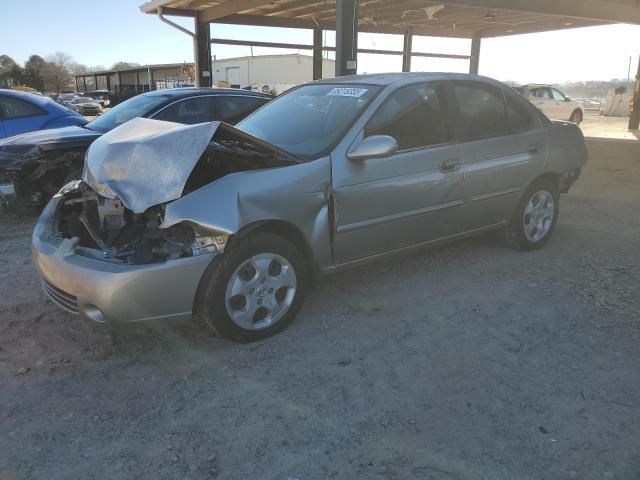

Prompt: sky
[{"left": 2, "top": 0, "right": 640, "bottom": 84}]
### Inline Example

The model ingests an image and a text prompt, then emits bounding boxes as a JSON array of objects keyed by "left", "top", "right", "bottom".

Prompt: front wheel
[
  {"left": 194, "top": 232, "right": 308, "bottom": 342},
  {"left": 503, "top": 179, "right": 560, "bottom": 251}
]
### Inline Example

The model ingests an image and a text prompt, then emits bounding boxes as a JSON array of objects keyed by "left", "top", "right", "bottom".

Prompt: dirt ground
[{"left": 0, "top": 135, "right": 639, "bottom": 480}]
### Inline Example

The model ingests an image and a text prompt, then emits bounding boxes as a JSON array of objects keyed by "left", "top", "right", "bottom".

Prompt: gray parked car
[{"left": 33, "top": 73, "right": 587, "bottom": 342}]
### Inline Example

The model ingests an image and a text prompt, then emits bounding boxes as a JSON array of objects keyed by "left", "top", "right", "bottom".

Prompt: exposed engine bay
[{"left": 55, "top": 120, "right": 298, "bottom": 264}]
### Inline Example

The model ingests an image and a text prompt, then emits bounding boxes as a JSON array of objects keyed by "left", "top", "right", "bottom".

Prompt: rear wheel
[
  {"left": 194, "top": 232, "right": 308, "bottom": 342},
  {"left": 569, "top": 109, "right": 583, "bottom": 125},
  {"left": 503, "top": 178, "right": 560, "bottom": 251}
]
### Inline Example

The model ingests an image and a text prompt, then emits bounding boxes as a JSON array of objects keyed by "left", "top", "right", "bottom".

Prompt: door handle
[
  {"left": 526, "top": 144, "right": 540, "bottom": 154},
  {"left": 440, "top": 159, "right": 460, "bottom": 173}
]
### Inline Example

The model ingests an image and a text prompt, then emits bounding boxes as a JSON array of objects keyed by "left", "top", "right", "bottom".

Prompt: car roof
[
  {"left": 140, "top": 87, "right": 271, "bottom": 99},
  {"left": 312, "top": 72, "right": 509, "bottom": 89}
]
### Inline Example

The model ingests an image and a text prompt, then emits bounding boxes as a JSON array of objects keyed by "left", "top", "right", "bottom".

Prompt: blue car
[{"left": 0, "top": 89, "right": 87, "bottom": 139}]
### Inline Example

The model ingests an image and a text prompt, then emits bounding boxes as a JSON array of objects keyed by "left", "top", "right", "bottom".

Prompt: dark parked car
[
  {"left": 0, "top": 88, "right": 271, "bottom": 206},
  {"left": 0, "top": 89, "right": 86, "bottom": 139},
  {"left": 84, "top": 90, "right": 116, "bottom": 108},
  {"left": 70, "top": 96, "right": 102, "bottom": 116}
]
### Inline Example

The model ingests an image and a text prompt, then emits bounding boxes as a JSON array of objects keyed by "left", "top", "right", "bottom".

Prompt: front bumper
[{"left": 32, "top": 196, "right": 215, "bottom": 324}]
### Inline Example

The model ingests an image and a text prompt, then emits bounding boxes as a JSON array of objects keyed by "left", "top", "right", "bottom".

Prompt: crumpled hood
[{"left": 83, "top": 117, "right": 219, "bottom": 213}]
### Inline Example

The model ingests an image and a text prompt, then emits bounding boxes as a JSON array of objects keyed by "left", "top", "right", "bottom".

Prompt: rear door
[
  {"left": 550, "top": 88, "right": 571, "bottom": 119},
  {"left": 0, "top": 96, "right": 48, "bottom": 137},
  {"left": 529, "top": 87, "right": 555, "bottom": 118},
  {"left": 332, "top": 82, "right": 465, "bottom": 265},
  {"left": 448, "top": 81, "right": 546, "bottom": 230}
]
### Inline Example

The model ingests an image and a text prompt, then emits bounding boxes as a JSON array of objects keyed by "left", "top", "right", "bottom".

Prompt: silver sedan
[{"left": 33, "top": 73, "right": 587, "bottom": 342}]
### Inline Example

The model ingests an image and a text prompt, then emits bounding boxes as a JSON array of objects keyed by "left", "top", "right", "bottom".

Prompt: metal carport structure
[{"left": 139, "top": 0, "right": 640, "bottom": 129}]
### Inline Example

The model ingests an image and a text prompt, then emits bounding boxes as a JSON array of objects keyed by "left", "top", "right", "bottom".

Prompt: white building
[{"left": 212, "top": 54, "right": 336, "bottom": 95}]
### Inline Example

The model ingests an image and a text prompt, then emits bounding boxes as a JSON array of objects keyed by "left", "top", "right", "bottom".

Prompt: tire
[
  {"left": 503, "top": 178, "right": 560, "bottom": 251},
  {"left": 194, "top": 231, "right": 308, "bottom": 342},
  {"left": 569, "top": 109, "right": 583, "bottom": 125}
]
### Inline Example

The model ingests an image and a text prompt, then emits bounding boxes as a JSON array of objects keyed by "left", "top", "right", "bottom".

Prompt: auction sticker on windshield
[{"left": 327, "top": 87, "right": 369, "bottom": 98}]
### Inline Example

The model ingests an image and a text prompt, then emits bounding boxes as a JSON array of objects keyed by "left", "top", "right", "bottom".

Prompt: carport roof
[{"left": 140, "top": 0, "right": 640, "bottom": 38}]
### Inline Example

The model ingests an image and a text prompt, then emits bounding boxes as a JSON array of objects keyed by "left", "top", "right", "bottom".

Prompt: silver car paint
[{"left": 33, "top": 73, "right": 587, "bottom": 325}]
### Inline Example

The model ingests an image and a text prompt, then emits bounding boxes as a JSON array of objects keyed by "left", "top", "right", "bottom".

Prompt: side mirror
[
  {"left": 565, "top": 97, "right": 571, "bottom": 102},
  {"left": 347, "top": 135, "right": 398, "bottom": 162}
]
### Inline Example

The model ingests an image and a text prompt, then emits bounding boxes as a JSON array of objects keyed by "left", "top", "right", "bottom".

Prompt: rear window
[{"left": 452, "top": 83, "right": 509, "bottom": 140}]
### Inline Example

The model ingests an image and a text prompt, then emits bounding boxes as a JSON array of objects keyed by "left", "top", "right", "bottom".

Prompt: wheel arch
[{"left": 231, "top": 219, "right": 321, "bottom": 285}]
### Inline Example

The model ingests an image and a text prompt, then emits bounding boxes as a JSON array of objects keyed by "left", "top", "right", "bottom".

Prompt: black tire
[
  {"left": 503, "top": 178, "right": 560, "bottom": 251},
  {"left": 569, "top": 109, "right": 583, "bottom": 125},
  {"left": 193, "top": 231, "right": 308, "bottom": 342}
]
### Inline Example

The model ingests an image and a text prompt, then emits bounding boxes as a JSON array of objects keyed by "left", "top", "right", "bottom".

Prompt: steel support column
[
  {"left": 469, "top": 35, "right": 481, "bottom": 74},
  {"left": 335, "top": 0, "right": 358, "bottom": 76},
  {"left": 629, "top": 55, "right": 640, "bottom": 130},
  {"left": 195, "top": 12, "right": 212, "bottom": 87},
  {"left": 313, "top": 28, "right": 323, "bottom": 80},
  {"left": 402, "top": 29, "right": 413, "bottom": 72}
]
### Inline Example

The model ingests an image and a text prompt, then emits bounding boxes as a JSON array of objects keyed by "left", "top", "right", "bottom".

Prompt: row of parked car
[{"left": 0, "top": 82, "right": 583, "bottom": 208}]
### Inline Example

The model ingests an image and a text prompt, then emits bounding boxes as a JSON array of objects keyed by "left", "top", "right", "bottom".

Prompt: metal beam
[
  {"left": 402, "top": 29, "right": 412, "bottom": 73},
  {"left": 210, "top": 38, "right": 470, "bottom": 60},
  {"left": 335, "top": 0, "right": 358, "bottom": 76},
  {"left": 629, "top": 56, "right": 640, "bottom": 130},
  {"left": 439, "top": 0, "right": 640, "bottom": 25},
  {"left": 469, "top": 35, "right": 481, "bottom": 74},
  {"left": 195, "top": 12, "right": 212, "bottom": 87},
  {"left": 313, "top": 28, "right": 323, "bottom": 81}
]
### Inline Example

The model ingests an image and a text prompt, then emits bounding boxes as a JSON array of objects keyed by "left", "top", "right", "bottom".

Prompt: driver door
[{"left": 331, "top": 82, "right": 465, "bottom": 266}]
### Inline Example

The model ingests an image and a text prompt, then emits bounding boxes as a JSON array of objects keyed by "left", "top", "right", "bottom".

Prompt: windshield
[
  {"left": 86, "top": 94, "right": 171, "bottom": 133},
  {"left": 237, "top": 84, "right": 381, "bottom": 158},
  {"left": 73, "top": 97, "right": 92, "bottom": 103}
]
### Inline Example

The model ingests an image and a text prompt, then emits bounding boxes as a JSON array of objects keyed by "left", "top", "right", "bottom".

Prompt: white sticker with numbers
[{"left": 327, "top": 87, "right": 368, "bottom": 98}]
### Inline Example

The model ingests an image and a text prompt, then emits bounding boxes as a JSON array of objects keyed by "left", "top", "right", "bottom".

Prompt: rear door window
[
  {"left": 531, "top": 87, "right": 552, "bottom": 99},
  {"left": 0, "top": 97, "right": 46, "bottom": 120},
  {"left": 152, "top": 96, "right": 214, "bottom": 124},
  {"left": 450, "top": 83, "right": 510, "bottom": 140},
  {"left": 217, "top": 96, "right": 268, "bottom": 124},
  {"left": 505, "top": 94, "right": 535, "bottom": 132},
  {"left": 365, "top": 82, "right": 449, "bottom": 150}
]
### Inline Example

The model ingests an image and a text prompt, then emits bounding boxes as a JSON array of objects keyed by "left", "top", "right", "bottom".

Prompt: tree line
[{"left": 0, "top": 53, "right": 140, "bottom": 92}]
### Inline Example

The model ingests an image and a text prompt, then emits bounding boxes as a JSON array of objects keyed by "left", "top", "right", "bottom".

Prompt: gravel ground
[{"left": 0, "top": 138, "right": 639, "bottom": 480}]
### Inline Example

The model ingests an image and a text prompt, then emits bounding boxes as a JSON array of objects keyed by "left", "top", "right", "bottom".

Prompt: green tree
[
  {"left": 22, "top": 55, "right": 47, "bottom": 91},
  {"left": 0, "top": 54, "right": 23, "bottom": 88}
]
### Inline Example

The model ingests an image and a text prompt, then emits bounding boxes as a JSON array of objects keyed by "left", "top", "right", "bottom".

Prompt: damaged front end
[
  {"left": 0, "top": 127, "right": 101, "bottom": 206},
  {"left": 32, "top": 117, "right": 312, "bottom": 325},
  {"left": 55, "top": 182, "right": 228, "bottom": 264},
  {"left": 50, "top": 117, "right": 298, "bottom": 265},
  {"left": 51, "top": 118, "right": 295, "bottom": 264}
]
